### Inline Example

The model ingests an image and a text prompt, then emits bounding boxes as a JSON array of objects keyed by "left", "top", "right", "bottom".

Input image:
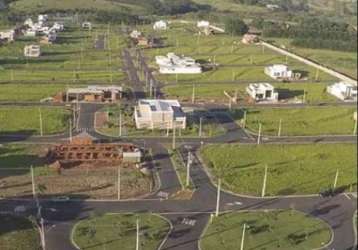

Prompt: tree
[{"left": 224, "top": 17, "right": 249, "bottom": 36}]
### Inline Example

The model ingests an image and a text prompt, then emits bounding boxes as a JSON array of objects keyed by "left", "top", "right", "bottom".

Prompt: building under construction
[{"left": 47, "top": 134, "right": 142, "bottom": 169}]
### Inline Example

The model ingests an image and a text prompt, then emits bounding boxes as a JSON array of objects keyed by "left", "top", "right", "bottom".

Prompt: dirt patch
[
  {"left": 0, "top": 166, "right": 152, "bottom": 200},
  {"left": 95, "top": 112, "right": 109, "bottom": 128}
]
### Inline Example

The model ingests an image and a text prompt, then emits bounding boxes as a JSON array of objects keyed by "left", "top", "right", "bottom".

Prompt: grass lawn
[
  {"left": 201, "top": 144, "right": 357, "bottom": 196},
  {"left": 0, "top": 25, "right": 126, "bottom": 82},
  {"left": 72, "top": 213, "right": 170, "bottom": 250},
  {"left": 164, "top": 82, "right": 337, "bottom": 104},
  {"left": 143, "top": 23, "right": 335, "bottom": 84},
  {"left": 201, "top": 210, "right": 331, "bottom": 250},
  {"left": 97, "top": 105, "right": 225, "bottom": 138},
  {"left": 231, "top": 106, "right": 357, "bottom": 136},
  {"left": 271, "top": 38, "right": 357, "bottom": 79},
  {"left": 0, "top": 106, "right": 71, "bottom": 135},
  {"left": 0, "top": 214, "right": 41, "bottom": 250}
]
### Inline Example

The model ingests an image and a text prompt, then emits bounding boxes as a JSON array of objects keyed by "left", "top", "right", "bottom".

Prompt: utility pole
[
  {"left": 278, "top": 119, "right": 282, "bottom": 137},
  {"left": 242, "top": 110, "right": 247, "bottom": 128},
  {"left": 333, "top": 169, "right": 339, "bottom": 189},
  {"left": 240, "top": 223, "right": 247, "bottom": 250},
  {"left": 39, "top": 108, "right": 43, "bottom": 137},
  {"left": 40, "top": 218, "right": 46, "bottom": 250},
  {"left": 69, "top": 118, "right": 72, "bottom": 142},
  {"left": 261, "top": 165, "right": 268, "bottom": 197},
  {"left": 31, "top": 165, "right": 36, "bottom": 200},
  {"left": 215, "top": 178, "right": 221, "bottom": 217},
  {"left": 192, "top": 84, "right": 196, "bottom": 104},
  {"left": 172, "top": 123, "right": 176, "bottom": 150},
  {"left": 136, "top": 217, "right": 140, "bottom": 250},
  {"left": 117, "top": 165, "right": 121, "bottom": 200},
  {"left": 303, "top": 89, "right": 306, "bottom": 103},
  {"left": 257, "top": 123, "right": 262, "bottom": 145},
  {"left": 186, "top": 151, "right": 191, "bottom": 188},
  {"left": 353, "top": 118, "right": 357, "bottom": 135},
  {"left": 118, "top": 110, "right": 122, "bottom": 137},
  {"left": 199, "top": 117, "right": 203, "bottom": 137}
]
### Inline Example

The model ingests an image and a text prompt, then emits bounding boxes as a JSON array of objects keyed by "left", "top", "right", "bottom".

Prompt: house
[
  {"left": 136, "top": 36, "right": 162, "bottom": 48},
  {"left": 24, "top": 45, "right": 41, "bottom": 57},
  {"left": 242, "top": 34, "right": 260, "bottom": 44},
  {"left": 0, "top": 30, "right": 15, "bottom": 42},
  {"left": 197, "top": 21, "right": 225, "bottom": 35},
  {"left": 327, "top": 82, "right": 357, "bottom": 101},
  {"left": 64, "top": 85, "right": 123, "bottom": 103},
  {"left": 153, "top": 20, "right": 168, "bottom": 31},
  {"left": 130, "top": 30, "right": 142, "bottom": 39},
  {"left": 155, "top": 53, "right": 202, "bottom": 74},
  {"left": 266, "top": 4, "right": 280, "bottom": 10},
  {"left": 246, "top": 83, "right": 279, "bottom": 102},
  {"left": 24, "top": 29, "right": 37, "bottom": 37},
  {"left": 82, "top": 22, "right": 92, "bottom": 30},
  {"left": 265, "top": 64, "right": 293, "bottom": 80},
  {"left": 134, "top": 99, "right": 187, "bottom": 130}
]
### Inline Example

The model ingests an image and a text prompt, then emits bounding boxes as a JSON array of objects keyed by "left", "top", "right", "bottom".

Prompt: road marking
[
  {"left": 343, "top": 193, "right": 352, "bottom": 200},
  {"left": 181, "top": 218, "right": 196, "bottom": 227}
]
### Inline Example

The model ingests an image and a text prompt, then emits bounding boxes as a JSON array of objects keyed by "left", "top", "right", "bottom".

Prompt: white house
[
  {"left": 24, "top": 45, "right": 41, "bottom": 57},
  {"left": 197, "top": 21, "right": 210, "bottom": 28},
  {"left": 134, "top": 99, "right": 186, "bottom": 130},
  {"left": 155, "top": 53, "right": 202, "bottom": 74},
  {"left": 0, "top": 30, "right": 15, "bottom": 42},
  {"left": 153, "top": 20, "right": 168, "bottom": 31},
  {"left": 82, "top": 22, "right": 92, "bottom": 30},
  {"left": 265, "top": 64, "right": 293, "bottom": 80},
  {"left": 246, "top": 83, "right": 279, "bottom": 102},
  {"left": 327, "top": 82, "right": 357, "bottom": 101},
  {"left": 24, "top": 29, "right": 37, "bottom": 37},
  {"left": 130, "top": 30, "right": 142, "bottom": 39}
]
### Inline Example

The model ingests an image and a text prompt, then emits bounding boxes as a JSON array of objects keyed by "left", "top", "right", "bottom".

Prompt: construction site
[{"left": 47, "top": 134, "right": 142, "bottom": 169}]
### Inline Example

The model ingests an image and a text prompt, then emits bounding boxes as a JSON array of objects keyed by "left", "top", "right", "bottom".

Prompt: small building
[
  {"left": 242, "top": 34, "right": 259, "bottom": 44},
  {"left": 0, "top": 30, "right": 15, "bottom": 42},
  {"left": 134, "top": 99, "right": 187, "bottom": 130},
  {"left": 82, "top": 22, "right": 92, "bottom": 30},
  {"left": 266, "top": 4, "right": 280, "bottom": 10},
  {"left": 64, "top": 85, "right": 123, "bottom": 103},
  {"left": 153, "top": 20, "right": 168, "bottom": 31},
  {"left": 246, "top": 83, "right": 279, "bottom": 102},
  {"left": 136, "top": 36, "right": 162, "bottom": 48},
  {"left": 155, "top": 53, "right": 202, "bottom": 74},
  {"left": 24, "top": 45, "right": 41, "bottom": 57},
  {"left": 327, "top": 82, "right": 357, "bottom": 101},
  {"left": 265, "top": 64, "right": 293, "bottom": 80},
  {"left": 130, "top": 30, "right": 142, "bottom": 39},
  {"left": 197, "top": 21, "right": 210, "bottom": 29},
  {"left": 24, "top": 29, "right": 37, "bottom": 37}
]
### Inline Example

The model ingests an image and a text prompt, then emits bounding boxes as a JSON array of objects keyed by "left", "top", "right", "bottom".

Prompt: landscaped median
[
  {"left": 201, "top": 143, "right": 357, "bottom": 196},
  {"left": 231, "top": 106, "right": 357, "bottom": 136},
  {"left": 72, "top": 213, "right": 170, "bottom": 250},
  {"left": 201, "top": 210, "right": 332, "bottom": 250},
  {"left": 0, "top": 214, "right": 41, "bottom": 250},
  {"left": 0, "top": 106, "right": 71, "bottom": 135}
]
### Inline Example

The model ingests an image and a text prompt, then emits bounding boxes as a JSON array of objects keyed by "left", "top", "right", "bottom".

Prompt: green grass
[
  {"left": 0, "top": 84, "right": 69, "bottom": 101},
  {"left": 0, "top": 144, "right": 48, "bottom": 169},
  {"left": 72, "top": 213, "right": 170, "bottom": 250},
  {"left": 201, "top": 210, "right": 331, "bottom": 250},
  {"left": 168, "top": 148, "right": 194, "bottom": 190},
  {"left": 271, "top": 38, "right": 357, "bottom": 79},
  {"left": 97, "top": 105, "right": 225, "bottom": 138},
  {"left": 0, "top": 25, "right": 126, "bottom": 82},
  {"left": 0, "top": 106, "right": 71, "bottom": 135},
  {"left": 201, "top": 143, "right": 357, "bottom": 196},
  {"left": 164, "top": 82, "right": 337, "bottom": 103},
  {"left": 9, "top": 0, "right": 143, "bottom": 13},
  {"left": 0, "top": 214, "right": 41, "bottom": 250},
  {"left": 231, "top": 106, "right": 357, "bottom": 136},
  {"left": 143, "top": 24, "right": 336, "bottom": 84}
]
